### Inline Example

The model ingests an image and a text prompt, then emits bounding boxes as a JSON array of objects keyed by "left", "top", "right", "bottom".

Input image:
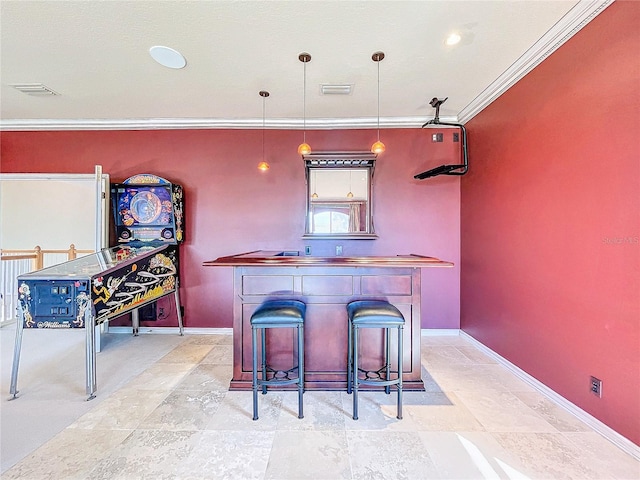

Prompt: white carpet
[{"left": 0, "top": 323, "right": 185, "bottom": 472}]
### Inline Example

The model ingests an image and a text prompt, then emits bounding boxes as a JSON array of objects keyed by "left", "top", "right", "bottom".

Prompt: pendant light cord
[
  {"left": 377, "top": 59, "right": 380, "bottom": 141},
  {"left": 303, "top": 59, "right": 307, "bottom": 144},
  {"left": 297, "top": 53, "right": 312, "bottom": 155},
  {"left": 258, "top": 90, "right": 270, "bottom": 170},
  {"left": 370, "top": 51, "right": 385, "bottom": 154}
]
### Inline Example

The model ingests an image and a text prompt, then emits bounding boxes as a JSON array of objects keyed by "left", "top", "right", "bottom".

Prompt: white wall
[{"left": 0, "top": 173, "right": 108, "bottom": 250}]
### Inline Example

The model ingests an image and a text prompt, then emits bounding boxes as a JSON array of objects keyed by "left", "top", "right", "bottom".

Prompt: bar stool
[
  {"left": 251, "top": 299, "right": 306, "bottom": 420},
  {"left": 347, "top": 300, "right": 404, "bottom": 420}
]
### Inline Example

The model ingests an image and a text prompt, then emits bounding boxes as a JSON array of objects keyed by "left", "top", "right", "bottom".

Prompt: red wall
[
  {"left": 461, "top": 1, "right": 639, "bottom": 444},
  {"left": 0, "top": 127, "right": 461, "bottom": 329}
]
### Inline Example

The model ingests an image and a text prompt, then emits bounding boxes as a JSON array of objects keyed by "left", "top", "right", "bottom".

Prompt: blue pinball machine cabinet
[{"left": 10, "top": 174, "right": 185, "bottom": 400}]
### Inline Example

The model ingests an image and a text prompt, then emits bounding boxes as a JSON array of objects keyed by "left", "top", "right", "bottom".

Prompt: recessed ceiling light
[
  {"left": 149, "top": 46, "right": 187, "bottom": 69},
  {"left": 445, "top": 32, "right": 462, "bottom": 46}
]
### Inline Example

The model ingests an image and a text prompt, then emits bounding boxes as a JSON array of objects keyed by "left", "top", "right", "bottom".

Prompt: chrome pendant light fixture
[
  {"left": 297, "top": 52, "right": 312, "bottom": 155},
  {"left": 371, "top": 51, "right": 386, "bottom": 155},
  {"left": 257, "top": 90, "right": 270, "bottom": 171}
]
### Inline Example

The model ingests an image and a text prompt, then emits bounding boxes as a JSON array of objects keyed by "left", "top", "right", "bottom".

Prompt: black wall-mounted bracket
[{"left": 414, "top": 97, "right": 469, "bottom": 180}]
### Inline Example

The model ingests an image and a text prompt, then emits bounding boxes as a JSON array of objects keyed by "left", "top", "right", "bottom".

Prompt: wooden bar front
[{"left": 204, "top": 252, "right": 453, "bottom": 391}]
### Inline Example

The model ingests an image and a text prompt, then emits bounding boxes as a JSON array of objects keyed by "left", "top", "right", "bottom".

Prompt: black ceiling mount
[{"left": 414, "top": 97, "right": 469, "bottom": 180}]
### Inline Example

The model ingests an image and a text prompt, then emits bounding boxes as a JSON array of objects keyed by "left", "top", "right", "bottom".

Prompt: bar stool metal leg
[
  {"left": 298, "top": 323, "right": 304, "bottom": 419},
  {"left": 385, "top": 327, "right": 391, "bottom": 395},
  {"left": 252, "top": 325, "right": 259, "bottom": 421},
  {"left": 352, "top": 325, "right": 359, "bottom": 420},
  {"left": 261, "top": 327, "right": 267, "bottom": 395},
  {"left": 347, "top": 315, "right": 353, "bottom": 395},
  {"left": 396, "top": 324, "right": 403, "bottom": 420}
]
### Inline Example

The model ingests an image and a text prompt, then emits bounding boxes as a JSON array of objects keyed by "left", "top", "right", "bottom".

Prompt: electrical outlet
[
  {"left": 432, "top": 133, "right": 443, "bottom": 142},
  {"left": 590, "top": 376, "right": 602, "bottom": 397},
  {"left": 305, "top": 246, "right": 311, "bottom": 255},
  {"left": 335, "top": 245, "right": 343, "bottom": 256}
]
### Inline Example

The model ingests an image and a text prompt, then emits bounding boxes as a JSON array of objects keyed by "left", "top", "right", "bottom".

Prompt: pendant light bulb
[
  {"left": 371, "top": 51, "right": 385, "bottom": 155},
  {"left": 298, "top": 52, "right": 312, "bottom": 155},
  {"left": 298, "top": 142, "right": 312, "bottom": 155},
  {"left": 371, "top": 140, "right": 386, "bottom": 154},
  {"left": 258, "top": 90, "right": 270, "bottom": 171}
]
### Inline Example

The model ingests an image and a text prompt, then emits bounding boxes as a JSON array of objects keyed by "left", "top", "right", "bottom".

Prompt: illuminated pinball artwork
[{"left": 113, "top": 174, "right": 184, "bottom": 244}]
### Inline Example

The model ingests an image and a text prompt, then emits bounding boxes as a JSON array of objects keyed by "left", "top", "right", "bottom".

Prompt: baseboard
[
  {"left": 458, "top": 330, "right": 640, "bottom": 461},
  {"left": 106, "top": 326, "right": 233, "bottom": 335},
  {"left": 421, "top": 328, "right": 460, "bottom": 337}
]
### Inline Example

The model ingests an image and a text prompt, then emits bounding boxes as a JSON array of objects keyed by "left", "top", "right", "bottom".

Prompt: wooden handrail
[
  {"left": 1, "top": 249, "right": 41, "bottom": 270},
  {"left": 1, "top": 244, "right": 94, "bottom": 271},
  {"left": 0, "top": 254, "right": 37, "bottom": 260}
]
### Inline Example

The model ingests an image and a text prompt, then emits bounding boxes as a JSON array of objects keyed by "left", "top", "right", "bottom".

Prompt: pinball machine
[{"left": 9, "top": 174, "right": 185, "bottom": 400}]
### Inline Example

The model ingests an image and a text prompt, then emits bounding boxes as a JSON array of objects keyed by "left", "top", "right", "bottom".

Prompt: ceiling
[{"left": 0, "top": 0, "right": 611, "bottom": 131}]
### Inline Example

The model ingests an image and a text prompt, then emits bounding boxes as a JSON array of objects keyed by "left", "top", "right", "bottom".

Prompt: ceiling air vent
[
  {"left": 320, "top": 84, "right": 352, "bottom": 95},
  {"left": 11, "top": 83, "right": 59, "bottom": 96}
]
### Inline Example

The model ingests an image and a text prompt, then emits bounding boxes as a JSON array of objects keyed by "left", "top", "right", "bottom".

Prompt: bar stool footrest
[
  {"left": 358, "top": 366, "right": 399, "bottom": 380},
  {"left": 356, "top": 378, "right": 401, "bottom": 388},
  {"left": 261, "top": 365, "right": 300, "bottom": 383},
  {"left": 259, "top": 378, "right": 300, "bottom": 387}
]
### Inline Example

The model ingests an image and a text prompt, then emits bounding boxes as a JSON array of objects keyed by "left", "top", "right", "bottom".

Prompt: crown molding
[
  {"left": 458, "top": 0, "right": 614, "bottom": 124},
  {"left": 0, "top": 116, "right": 461, "bottom": 132},
  {"left": 0, "top": 0, "right": 612, "bottom": 132}
]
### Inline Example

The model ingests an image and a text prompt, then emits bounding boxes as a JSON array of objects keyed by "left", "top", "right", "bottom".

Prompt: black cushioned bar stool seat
[
  {"left": 347, "top": 300, "right": 404, "bottom": 420},
  {"left": 250, "top": 299, "right": 306, "bottom": 420}
]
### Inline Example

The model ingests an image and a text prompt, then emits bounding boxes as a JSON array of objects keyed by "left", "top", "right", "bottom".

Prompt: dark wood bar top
[{"left": 203, "top": 250, "right": 454, "bottom": 268}]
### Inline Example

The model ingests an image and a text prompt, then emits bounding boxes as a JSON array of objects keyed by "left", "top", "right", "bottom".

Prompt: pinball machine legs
[
  {"left": 9, "top": 303, "right": 97, "bottom": 401},
  {"left": 132, "top": 308, "right": 140, "bottom": 336},
  {"left": 9, "top": 286, "right": 183, "bottom": 402},
  {"left": 130, "top": 284, "right": 183, "bottom": 337},
  {"left": 175, "top": 282, "right": 184, "bottom": 336},
  {"left": 8, "top": 303, "right": 25, "bottom": 399},
  {"left": 87, "top": 284, "right": 185, "bottom": 399},
  {"left": 86, "top": 308, "right": 97, "bottom": 401}
]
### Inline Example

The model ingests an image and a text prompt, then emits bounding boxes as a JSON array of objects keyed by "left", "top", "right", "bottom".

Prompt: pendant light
[
  {"left": 257, "top": 90, "right": 270, "bottom": 171},
  {"left": 297, "top": 52, "right": 312, "bottom": 155},
  {"left": 346, "top": 170, "right": 354, "bottom": 198},
  {"left": 371, "top": 51, "right": 386, "bottom": 155}
]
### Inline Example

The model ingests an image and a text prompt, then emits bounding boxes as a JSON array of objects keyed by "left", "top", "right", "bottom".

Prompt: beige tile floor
[{"left": 2, "top": 332, "right": 639, "bottom": 479}]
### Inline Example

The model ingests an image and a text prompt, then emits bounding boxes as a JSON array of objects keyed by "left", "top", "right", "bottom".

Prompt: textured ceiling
[{"left": 0, "top": 0, "right": 612, "bottom": 130}]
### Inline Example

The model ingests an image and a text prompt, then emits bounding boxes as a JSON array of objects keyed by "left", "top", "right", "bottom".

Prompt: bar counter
[{"left": 204, "top": 251, "right": 453, "bottom": 391}]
